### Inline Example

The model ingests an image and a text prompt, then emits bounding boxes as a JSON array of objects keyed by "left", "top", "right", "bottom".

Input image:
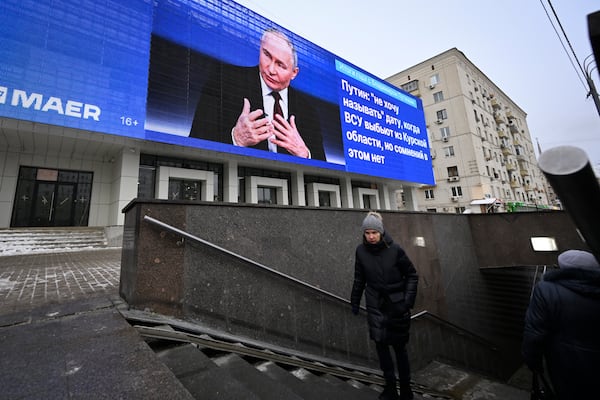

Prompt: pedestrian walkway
[
  {"left": 0, "top": 249, "right": 193, "bottom": 399},
  {"left": 0, "top": 249, "right": 121, "bottom": 316}
]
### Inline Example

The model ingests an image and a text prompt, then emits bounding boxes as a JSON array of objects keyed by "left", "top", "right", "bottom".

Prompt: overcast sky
[{"left": 236, "top": 0, "right": 600, "bottom": 172}]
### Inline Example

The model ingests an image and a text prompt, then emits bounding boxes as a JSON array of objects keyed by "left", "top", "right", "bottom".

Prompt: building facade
[
  {"left": 387, "top": 48, "right": 551, "bottom": 213},
  {"left": 0, "top": 117, "right": 422, "bottom": 229},
  {"left": 0, "top": 0, "right": 435, "bottom": 230}
]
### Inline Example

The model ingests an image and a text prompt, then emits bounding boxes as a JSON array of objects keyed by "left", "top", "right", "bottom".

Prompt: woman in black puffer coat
[
  {"left": 522, "top": 249, "right": 600, "bottom": 400},
  {"left": 351, "top": 212, "right": 419, "bottom": 400}
]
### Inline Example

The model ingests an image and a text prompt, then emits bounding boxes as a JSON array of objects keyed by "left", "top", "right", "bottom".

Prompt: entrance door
[
  {"left": 32, "top": 182, "right": 76, "bottom": 227},
  {"left": 52, "top": 183, "right": 76, "bottom": 226},
  {"left": 11, "top": 166, "right": 93, "bottom": 228}
]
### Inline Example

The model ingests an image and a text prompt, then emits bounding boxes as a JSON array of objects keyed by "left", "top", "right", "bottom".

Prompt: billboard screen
[{"left": 0, "top": 0, "right": 434, "bottom": 185}]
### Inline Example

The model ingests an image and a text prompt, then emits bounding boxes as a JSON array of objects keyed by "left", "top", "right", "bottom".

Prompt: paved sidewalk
[
  {"left": 0, "top": 249, "right": 194, "bottom": 400},
  {"left": 0, "top": 249, "right": 121, "bottom": 316}
]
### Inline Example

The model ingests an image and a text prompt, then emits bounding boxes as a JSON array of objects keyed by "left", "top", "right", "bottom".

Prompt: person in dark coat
[
  {"left": 350, "top": 212, "right": 419, "bottom": 400},
  {"left": 522, "top": 249, "right": 600, "bottom": 399}
]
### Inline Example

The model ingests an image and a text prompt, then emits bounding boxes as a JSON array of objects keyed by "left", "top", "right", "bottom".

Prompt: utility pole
[{"left": 584, "top": 55, "right": 600, "bottom": 118}]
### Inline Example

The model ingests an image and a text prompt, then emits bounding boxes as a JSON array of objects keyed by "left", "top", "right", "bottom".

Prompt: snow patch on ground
[
  {"left": 0, "top": 245, "right": 115, "bottom": 257},
  {"left": 0, "top": 278, "right": 17, "bottom": 291}
]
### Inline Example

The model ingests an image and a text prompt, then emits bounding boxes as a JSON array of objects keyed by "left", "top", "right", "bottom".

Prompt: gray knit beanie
[
  {"left": 361, "top": 212, "right": 384, "bottom": 234},
  {"left": 558, "top": 250, "right": 600, "bottom": 269}
]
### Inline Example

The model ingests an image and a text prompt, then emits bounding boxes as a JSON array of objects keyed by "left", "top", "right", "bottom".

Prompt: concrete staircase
[
  {"left": 153, "top": 342, "right": 531, "bottom": 400},
  {"left": 0, "top": 227, "right": 109, "bottom": 256},
  {"left": 155, "top": 342, "right": 393, "bottom": 400}
]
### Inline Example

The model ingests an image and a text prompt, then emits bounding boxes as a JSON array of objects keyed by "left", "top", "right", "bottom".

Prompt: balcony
[
  {"left": 509, "top": 123, "right": 519, "bottom": 134},
  {"left": 491, "top": 99, "right": 501, "bottom": 110},
  {"left": 493, "top": 112, "right": 503, "bottom": 124},
  {"left": 510, "top": 180, "right": 520, "bottom": 188},
  {"left": 411, "top": 87, "right": 421, "bottom": 97},
  {"left": 497, "top": 129, "right": 508, "bottom": 138}
]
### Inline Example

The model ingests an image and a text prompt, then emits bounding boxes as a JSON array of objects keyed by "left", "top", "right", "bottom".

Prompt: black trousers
[{"left": 375, "top": 341, "right": 411, "bottom": 385}]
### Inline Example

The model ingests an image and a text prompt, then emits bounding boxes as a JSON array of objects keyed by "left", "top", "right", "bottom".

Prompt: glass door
[
  {"left": 11, "top": 167, "right": 92, "bottom": 228},
  {"left": 32, "top": 182, "right": 57, "bottom": 227},
  {"left": 52, "top": 183, "right": 76, "bottom": 226},
  {"left": 31, "top": 182, "right": 76, "bottom": 227}
]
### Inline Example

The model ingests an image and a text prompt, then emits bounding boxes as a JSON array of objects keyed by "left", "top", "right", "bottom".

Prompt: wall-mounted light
[
  {"left": 530, "top": 237, "right": 558, "bottom": 252},
  {"left": 413, "top": 236, "right": 426, "bottom": 247}
]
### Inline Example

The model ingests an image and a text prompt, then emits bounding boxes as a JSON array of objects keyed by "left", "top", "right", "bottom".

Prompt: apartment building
[{"left": 387, "top": 48, "right": 551, "bottom": 213}]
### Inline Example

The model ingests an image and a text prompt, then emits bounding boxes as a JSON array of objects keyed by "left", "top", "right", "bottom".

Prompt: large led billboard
[{"left": 0, "top": 0, "right": 434, "bottom": 185}]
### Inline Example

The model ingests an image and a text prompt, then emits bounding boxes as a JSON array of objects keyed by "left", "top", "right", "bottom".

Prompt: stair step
[
  {"left": 0, "top": 227, "right": 109, "bottom": 256},
  {"left": 157, "top": 344, "right": 261, "bottom": 400},
  {"left": 291, "top": 367, "right": 377, "bottom": 400},
  {"left": 212, "top": 353, "right": 304, "bottom": 400},
  {"left": 155, "top": 343, "right": 388, "bottom": 400},
  {"left": 257, "top": 361, "right": 380, "bottom": 400}
]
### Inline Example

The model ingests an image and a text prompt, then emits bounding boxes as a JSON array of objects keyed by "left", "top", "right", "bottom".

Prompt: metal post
[{"left": 538, "top": 146, "right": 600, "bottom": 261}]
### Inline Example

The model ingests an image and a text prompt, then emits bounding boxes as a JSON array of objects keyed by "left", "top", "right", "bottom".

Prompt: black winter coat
[
  {"left": 522, "top": 267, "right": 600, "bottom": 400},
  {"left": 350, "top": 232, "right": 418, "bottom": 344}
]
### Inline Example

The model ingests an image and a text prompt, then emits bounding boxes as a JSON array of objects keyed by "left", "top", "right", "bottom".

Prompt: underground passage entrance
[{"left": 11, "top": 166, "right": 93, "bottom": 227}]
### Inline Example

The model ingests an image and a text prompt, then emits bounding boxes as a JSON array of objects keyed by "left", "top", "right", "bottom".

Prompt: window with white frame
[
  {"left": 451, "top": 186, "right": 463, "bottom": 197},
  {"left": 440, "top": 126, "right": 450, "bottom": 139},
  {"left": 436, "top": 109, "right": 448, "bottom": 121},
  {"left": 443, "top": 145, "right": 454, "bottom": 157},
  {"left": 430, "top": 74, "right": 439, "bottom": 87},
  {"left": 318, "top": 191, "right": 332, "bottom": 207},
  {"left": 257, "top": 186, "right": 277, "bottom": 204},
  {"left": 168, "top": 179, "right": 201, "bottom": 201},
  {"left": 447, "top": 166, "right": 459, "bottom": 177},
  {"left": 425, "top": 189, "right": 434, "bottom": 199},
  {"left": 433, "top": 91, "right": 444, "bottom": 103}
]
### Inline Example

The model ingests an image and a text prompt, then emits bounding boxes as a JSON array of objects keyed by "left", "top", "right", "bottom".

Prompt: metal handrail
[
  {"left": 529, "top": 265, "right": 547, "bottom": 300},
  {"left": 143, "top": 214, "right": 499, "bottom": 348},
  {"left": 411, "top": 310, "right": 498, "bottom": 349}
]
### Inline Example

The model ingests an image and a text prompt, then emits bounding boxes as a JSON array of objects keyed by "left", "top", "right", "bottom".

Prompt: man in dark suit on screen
[{"left": 189, "top": 28, "right": 325, "bottom": 161}]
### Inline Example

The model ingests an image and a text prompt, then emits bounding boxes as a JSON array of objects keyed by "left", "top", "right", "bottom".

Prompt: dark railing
[{"left": 411, "top": 310, "right": 498, "bottom": 350}]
